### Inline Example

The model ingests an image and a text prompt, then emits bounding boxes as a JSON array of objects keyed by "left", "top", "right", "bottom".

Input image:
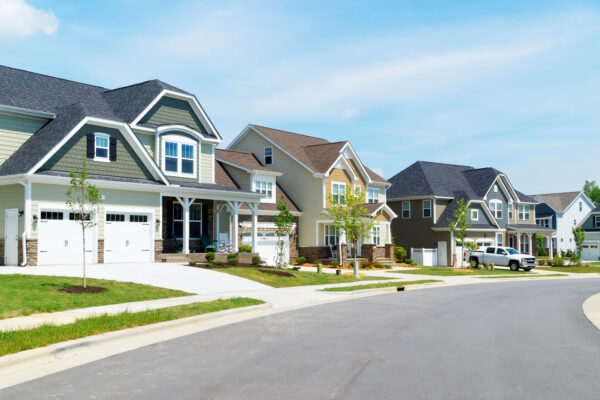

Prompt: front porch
[{"left": 506, "top": 224, "right": 555, "bottom": 259}]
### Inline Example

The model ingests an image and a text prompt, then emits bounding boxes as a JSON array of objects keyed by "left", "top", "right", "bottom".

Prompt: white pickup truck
[{"left": 465, "top": 246, "right": 536, "bottom": 271}]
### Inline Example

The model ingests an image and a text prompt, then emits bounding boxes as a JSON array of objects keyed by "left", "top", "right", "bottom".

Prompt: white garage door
[
  {"left": 242, "top": 231, "right": 288, "bottom": 267},
  {"left": 38, "top": 210, "right": 96, "bottom": 265},
  {"left": 582, "top": 244, "right": 599, "bottom": 261},
  {"left": 104, "top": 212, "right": 153, "bottom": 263}
]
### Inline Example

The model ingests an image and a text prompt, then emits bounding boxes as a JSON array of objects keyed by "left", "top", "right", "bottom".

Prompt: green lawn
[
  {"left": 537, "top": 266, "right": 600, "bottom": 273},
  {"left": 0, "top": 298, "right": 263, "bottom": 357},
  {"left": 0, "top": 275, "right": 192, "bottom": 319},
  {"left": 476, "top": 274, "right": 568, "bottom": 279},
  {"left": 387, "top": 267, "right": 532, "bottom": 276},
  {"left": 320, "top": 280, "right": 441, "bottom": 292},
  {"left": 214, "top": 267, "right": 390, "bottom": 288}
]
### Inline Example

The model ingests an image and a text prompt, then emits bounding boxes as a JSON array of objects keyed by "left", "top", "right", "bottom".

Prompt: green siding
[
  {"left": 41, "top": 124, "right": 155, "bottom": 181},
  {"left": 200, "top": 143, "right": 213, "bottom": 183},
  {"left": 0, "top": 113, "right": 48, "bottom": 166},
  {"left": 141, "top": 97, "right": 209, "bottom": 135},
  {"left": 582, "top": 214, "right": 600, "bottom": 230},
  {"left": 0, "top": 184, "right": 25, "bottom": 238}
]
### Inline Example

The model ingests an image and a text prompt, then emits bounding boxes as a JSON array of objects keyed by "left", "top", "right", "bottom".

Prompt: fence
[{"left": 411, "top": 248, "right": 438, "bottom": 267}]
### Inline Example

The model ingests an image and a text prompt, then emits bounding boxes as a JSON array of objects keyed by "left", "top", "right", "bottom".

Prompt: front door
[{"left": 4, "top": 209, "right": 18, "bottom": 266}]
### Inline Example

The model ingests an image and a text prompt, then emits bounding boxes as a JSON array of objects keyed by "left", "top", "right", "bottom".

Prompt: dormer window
[
  {"left": 253, "top": 176, "right": 276, "bottom": 203},
  {"left": 264, "top": 147, "right": 273, "bottom": 165},
  {"left": 161, "top": 135, "right": 197, "bottom": 178},
  {"left": 367, "top": 187, "right": 379, "bottom": 203}
]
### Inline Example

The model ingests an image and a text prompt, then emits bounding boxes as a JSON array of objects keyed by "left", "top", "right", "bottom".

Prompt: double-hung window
[
  {"left": 173, "top": 202, "right": 202, "bottom": 238},
  {"left": 402, "top": 201, "right": 410, "bottom": 219},
  {"left": 254, "top": 180, "right": 273, "bottom": 200},
  {"left": 324, "top": 225, "right": 339, "bottom": 246},
  {"left": 94, "top": 133, "right": 110, "bottom": 162},
  {"left": 422, "top": 199, "right": 432, "bottom": 218},
  {"left": 367, "top": 187, "right": 379, "bottom": 203},
  {"left": 372, "top": 225, "right": 381, "bottom": 246},
  {"left": 518, "top": 204, "right": 530, "bottom": 220},
  {"left": 165, "top": 142, "right": 178, "bottom": 172},
  {"left": 264, "top": 147, "right": 273, "bottom": 165},
  {"left": 496, "top": 233, "right": 503, "bottom": 247},
  {"left": 508, "top": 203, "right": 513, "bottom": 220},
  {"left": 332, "top": 183, "right": 346, "bottom": 204},
  {"left": 594, "top": 215, "right": 600, "bottom": 228},
  {"left": 162, "top": 136, "right": 197, "bottom": 177},
  {"left": 181, "top": 144, "right": 194, "bottom": 174},
  {"left": 489, "top": 200, "right": 502, "bottom": 219}
]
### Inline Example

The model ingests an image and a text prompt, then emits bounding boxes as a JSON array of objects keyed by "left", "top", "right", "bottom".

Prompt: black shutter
[
  {"left": 86, "top": 134, "right": 94, "bottom": 158},
  {"left": 109, "top": 137, "right": 117, "bottom": 161},
  {"left": 202, "top": 202, "right": 209, "bottom": 237}
]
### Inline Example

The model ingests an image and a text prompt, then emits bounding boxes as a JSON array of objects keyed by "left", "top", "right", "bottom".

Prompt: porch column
[
  {"left": 176, "top": 197, "right": 195, "bottom": 254},
  {"left": 249, "top": 202, "right": 258, "bottom": 252},
  {"left": 227, "top": 201, "right": 242, "bottom": 252},
  {"left": 529, "top": 233, "right": 534, "bottom": 256},
  {"left": 516, "top": 234, "right": 521, "bottom": 253},
  {"left": 386, "top": 223, "right": 392, "bottom": 244},
  {"left": 548, "top": 234, "right": 554, "bottom": 260}
]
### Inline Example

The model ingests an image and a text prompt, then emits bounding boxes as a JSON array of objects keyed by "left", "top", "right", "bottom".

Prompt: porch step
[{"left": 375, "top": 258, "right": 398, "bottom": 267}]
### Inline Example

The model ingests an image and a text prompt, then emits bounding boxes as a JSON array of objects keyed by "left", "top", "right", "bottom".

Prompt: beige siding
[
  {"left": 326, "top": 168, "right": 352, "bottom": 208},
  {"left": 0, "top": 184, "right": 25, "bottom": 238},
  {"left": 230, "top": 130, "right": 322, "bottom": 246},
  {"left": 435, "top": 199, "right": 450, "bottom": 221},
  {"left": 374, "top": 212, "right": 390, "bottom": 222},
  {"left": 222, "top": 164, "right": 250, "bottom": 191},
  {"left": 200, "top": 143, "right": 214, "bottom": 183},
  {"left": 30, "top": 183, "right": 161, "bottom": 240},
  {"left": 0, "top": 113, "right": 47, "bottom": 166},
  {"left": 135, "top": 131, "right": 155, "bottom": 159},
  {"left": 0, "top": 130, "right": 33, "bottom": 166}
]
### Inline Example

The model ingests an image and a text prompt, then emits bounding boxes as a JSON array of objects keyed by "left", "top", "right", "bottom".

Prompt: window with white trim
[
  {"left": 172, "top": 202, "right": 202, "bottom": 239},
  {"left": 367, "top": 187, "right": 379, "bottom": 203},
  {"left": 422, "top": 199, "right": 432, "bottom": 218},
  {"left": 94, "top": 132, "right": 110, "bottom": 162},
  {"left": 493, "top": 184, "right": 498, "bottom": 192},
  {"left": 331, "top": 183, "right": 346, "bottom": 204},
  {"left": 161, "top": 135, "right": 197, "bottom": 177},
  {"left": 324, "top": 225, "right": 339, "bottom": 246},
  {"left": 536, "top": 218, "right": 549, "bottom": 228},
  {"left": 264, "top": 147, "right": 273, "bottom": 165},
  {"left": 594, "top": 215, "right": 600, "bottom": 228},
  {"left": 402, "top": 201, "right": 410, "bottom": 219},
  {"left": 496, "top": 233, "right": 503, "bottom": 247},
  {"left": 489, "top": 200, "right": 503, "bottom": 219},
  {"left": 471, "top": 209, "right": 479, "bottom": 221},
  {"left": 254, "top": 180, "right": 273, "bottom": 198},
  {"left": 518, "top": 204, "right": 530, "bottom": 220},
  {"left": 372, "top": 225, "right": 381, "bottom": 246},
  {"left": 508, "top": 203, "right": 513, "bottom": 219}
]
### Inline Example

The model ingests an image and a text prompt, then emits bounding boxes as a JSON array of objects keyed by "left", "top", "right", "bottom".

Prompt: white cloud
[
  {"left": 0, "top": 0, "right": 58, "bottom": 38},
  {"left": 340, "top": 108, "right": 359, "bottom": 120}
]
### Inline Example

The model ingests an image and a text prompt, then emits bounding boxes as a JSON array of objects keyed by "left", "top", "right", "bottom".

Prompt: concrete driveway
[{"left": 0, "top": 263, "right": 271, "bottom": 294}]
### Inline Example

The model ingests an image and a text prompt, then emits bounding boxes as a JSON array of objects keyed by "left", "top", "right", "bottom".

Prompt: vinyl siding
[
  {"left": 200, "top": 143, "right": 214, "bottom": 183},
  {"left": 0, "top": 113, "right": 47, "bottom": 166},
  {"left": 374, "top": 212, "right": 390, "bottom": 222},
  {"left": 42, "top": 125, "right": 155, "bottom": 181},
  {"left": 468, "top": 203, "right": 494, "bottom": 225},
  {"left": 229, "top": 130, "right": 322, "bottom": 246},
  {"left": 141, "top": 97, "right": 208, "bottom": 135},
  {"left": 581, "top": 213, "right": 600, "bottom": 231},
  {"left": 222, "top": 164, "right": 251, "bottom": 191},
  {"left": 326, "top": 168, "right": 353, "bottom": 208},
  {"left": 435, "top": 199, "right": 450, "bottom": 222},
  {"left": 0, "top": 184, "right": 25, "bottom": 238},
  {"left": 486, "top": 185, "right": 509, "bottom": 227},
  {"left": 30, "top": 183, "right": 161, "bottom": 240}
]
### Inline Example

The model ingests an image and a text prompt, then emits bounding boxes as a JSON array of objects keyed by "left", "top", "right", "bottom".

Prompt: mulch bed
[
  {"left": 59, "top": 285, "right": 107, "bottom": 294},
  {"left": 257, "top": 269, "right": 294, "bottom": 277}
]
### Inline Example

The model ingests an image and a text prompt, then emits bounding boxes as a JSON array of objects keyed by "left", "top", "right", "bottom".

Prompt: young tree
[
  {"left": 66, "top": 162, "right": 102, "bottom": 288},
  {"left": 274, "top": 195, "right": 294, "bottom": 269},
  {"left": 447, "top": 198, "right": 471, "bottom": 267},
  {"left": 572, "top": 226, "right": 585, "bottom": 262},
  {"left": 323, "top": 187, "right": 374, "bottom": 278},
  {"left": 583, "top": 180, "right": 600, "bottom": 207}
]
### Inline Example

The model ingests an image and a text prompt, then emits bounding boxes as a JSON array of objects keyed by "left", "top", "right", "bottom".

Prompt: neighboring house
[
  {"left": 531, "top": 191, "right": 595, "bottom": 254},
  {"left": 214, "top": 149, "right": 302, "bottom": 265},
  {"left": 387, "top": 161, "right": 554, "bottom": 266},
  {"left": 0, "top": 65, "right": 263, "bottom": 266},
  {"left": 576, "top": 207, "right": 600, "bottom": 261},
  {"left": 227, "top": 125, "right": 397, "bottom": 263}
]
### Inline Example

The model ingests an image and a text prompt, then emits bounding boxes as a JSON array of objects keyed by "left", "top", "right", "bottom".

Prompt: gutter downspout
[{"left": 18, "top": 178, "right": 31, "bottom": 266}]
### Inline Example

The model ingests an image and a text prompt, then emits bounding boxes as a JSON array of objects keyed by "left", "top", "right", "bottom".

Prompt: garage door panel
[
  {"left": 242, "top": 232, "right": 288, "bottom": 267},
  {"left": 38, "top": 211, "right": 95, "bottom": 265},
  {"left": 104, "top": 212, "right": 152, "bottom": 263}
]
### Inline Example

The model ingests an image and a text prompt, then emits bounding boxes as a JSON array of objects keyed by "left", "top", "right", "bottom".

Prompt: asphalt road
[{"left": 3, "top": 279, "right": 600, "bottom": 400}]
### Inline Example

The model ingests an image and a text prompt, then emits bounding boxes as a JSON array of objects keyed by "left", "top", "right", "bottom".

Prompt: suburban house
[
  {"left": 576, "top": 207, "right": 600, "bottom": 261},
  {"left": 226, "top": 125, "right": 397, "bottom": 264},
  {"left": 386, "top": 161, "right": 555, "bottom": 266},
  {"left": 0, "top": 65, "right": 264, "bottom": 266},
  {"left": 531, "top": 191, "right": 595, "bottom": 255}
]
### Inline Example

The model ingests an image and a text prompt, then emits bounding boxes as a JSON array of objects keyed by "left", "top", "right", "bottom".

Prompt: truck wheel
[
  {"left": 523, "top": 267, "right": 532, "bottom": 272},
  {"left": 509, "top": 261, "right": 519, "bottom": 271},
  {"left": 470, "top": 258, "right": 479, "bottom": 268}
]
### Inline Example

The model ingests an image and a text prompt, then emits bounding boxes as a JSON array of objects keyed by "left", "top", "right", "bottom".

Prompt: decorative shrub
[
  {"left": 383, "top": 264, "right": 392, "bottom": 269},
  {"left": 330, "top": 260, "right": 340, "bottom": 268},
  {"left": 360, "top": 260, "right": 372, "bottom": 269},
  {"left": 394, "top": 246, "right": 408, "bottom": 263},
  {"left": 205, "top": 252, "right": 215, "bottom": 262},
  {"left": 227, "top": 253, "right": 239, "bottom": 265},
  {"left": 188, "top": 260, "right": 197, "bottom": 266},
  {"left": 238, "top": 244, "right": 252, "bottom": 253},
  {"left": 213, "top": 260, "right": 223, "bottom": 266},
  {"left": 550, "top": 257, "right": 565, "bottom": 267},
  {"left": 372, "top": 261, "right": 384, "bottom": 269},
  {"left": 251, "top": 255, "right": 263, "bottom": 265},
  {"left": 295, "top": 256, "right": 307, "bottom": 265},
  {"left": 291, "top": 266, "right": 301, "bottom": 271}
]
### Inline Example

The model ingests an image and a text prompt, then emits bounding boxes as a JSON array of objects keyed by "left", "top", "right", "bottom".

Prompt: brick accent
[
  {"left": 160, "top": 251, "right": 258, "bottom": 264},
  {"left": 374, "top": 246, "right": 386, "bottom": 260},
  {"left": 154, "top": 240, "right": 163, "bottom": 262},
  {"left": 362, "top": 244, "right": 376, "bottom": 262},
  {"left": 17, "top": 239, "right": 38, "bottom": 266},
  {"left": 385, "top": 244, "right": 395, "bottom": 259},
  {"left": 97, "top": 240, "right": 104, "bottom": 264},
  {"left": 340, "top": 244, "right": 348, "bottom": 265}
]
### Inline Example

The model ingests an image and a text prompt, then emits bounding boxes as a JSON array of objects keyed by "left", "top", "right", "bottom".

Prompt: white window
[
  {"left": 471, "top": 209, "right": 479, "bottom": 221},
  {"left": 520, "top": 233, "right": 530, "bottom": 254},
  {"left": 372, "top": 225, "right": 381, "bottom": 246},
  {"left": 494, "top": 184, "right": 498, "bottom": 192},
  {"left": 331, "top": 182, "right": 346, "bottom": 204},
  {"left": 264, "top": 147, "right": 273, "bottom": 165},
  {"left": 94, "top": 132, "right": 110, "bottom": 162},
  {"left": 594, "top": 215, "right": 600, "bottom": 228},
  {"left": 536, "top": 218, "right": 549, "bottom": 228},
  {"left": 423, "top": 199, "right": 432, "bottom": 218},
  {"left": 324, "top": 225, "right": 339, "bottom": 246},
  {"left": 496, "top": 233, "right": 503, "bottom": 247},
  {"left": 162, "top": 136, "right": 197, "bottom": 177},
  {"left": 367, "top": 187, "right": 379, "bottom": 203},
  {"left": 508, "top": 203, "right": 513, "bottom": 219},
  {"left": 518, "top": 204, "right": 530, "bottom": 220},
  {"left": 254, "top": 180, "right": 274, "bottom": 199},
  {"left": 489, "top": 200, "right": 503, "bottom": 219},
  {"left": 402, "top": 201, "right": 410, "bottom": 219}
]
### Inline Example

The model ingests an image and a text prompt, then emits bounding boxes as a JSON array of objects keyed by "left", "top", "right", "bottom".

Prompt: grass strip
[
  {"left": 216, "top": 267, "right": 391, "bottom": 288},
  {"left": 476, "top": 274, "right": 568, "bottom": 279},
  {"left": 0, "top": 298, "right": 263, "bottom": 357},
  {"left": 387, "top": 267, "right": 531, "bottom": 276},
  {"left": 0, "top": 275, "right": 192, "bottom": 320},
  {"left": 537, "top": 266, "right": 600, "bottom": 273},
  {"left": 320, "top": 280, "right": 441, "bottom": 292}
]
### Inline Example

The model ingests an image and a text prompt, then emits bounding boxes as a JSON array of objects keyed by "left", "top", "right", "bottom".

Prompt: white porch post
[
  {"left": 548, "top": 234, "right": 554, "bottom": 260},
  {"left": 529, "top": 233, "right": 534, "bottom": 256},
  {"left": 227, "top": 201, "right": 242, "bottom": 252},
  {"left": 176, "top": 197, "right": 194, "bottom": 254},
  {"left": 516, "top": 234, "right": 521, "bottom": 254},
  {"left": 249, "top": 202, "right": 258, "bottom": 252},
  {"left": 386, "top": 223, "right": 392, "bottom": 245}
]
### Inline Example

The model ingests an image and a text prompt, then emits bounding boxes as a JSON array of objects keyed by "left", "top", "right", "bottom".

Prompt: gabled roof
[
  {"left": 215, "top": 149, "right": 273, "bottom": 173},
  {"left": 387, "top": 161, "right": 532, "bottom": 203},
  {"left": 215, "top": 161, "right": 240, "bottom": 189},
  {"left": 243, "top": 125, "right": 388, "bottom": 183},
  {"left": 532, "top": 191, "right": 583, "bottom": 213}
]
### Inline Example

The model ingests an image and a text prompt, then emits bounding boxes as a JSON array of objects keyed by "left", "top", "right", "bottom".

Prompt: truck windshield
[{"left": 506, "top": 248, "right": 520, "bottom": 255}]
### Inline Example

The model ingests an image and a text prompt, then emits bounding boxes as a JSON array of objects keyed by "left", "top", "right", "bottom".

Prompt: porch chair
[
  {"left": 328, "top": 244, "right": 338, "bottom": 261},
  {"left": 201, "top": 234, "right": 217, "bottom": 253},
  {"left": 170, "top": 235, "right": 183, "bottom": 254},
  {"left": 218, "top": 233, "right": 231, "bottom": 253}
]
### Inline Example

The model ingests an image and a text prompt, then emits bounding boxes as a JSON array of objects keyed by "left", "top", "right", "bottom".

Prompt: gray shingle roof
[{"left": 531, "top": 191, "right": 581, "bottom": 212}]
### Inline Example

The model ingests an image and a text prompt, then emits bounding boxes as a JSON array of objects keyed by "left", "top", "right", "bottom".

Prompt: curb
[{"left": 582, "top": 293, "right": 600, "bottom": 331}]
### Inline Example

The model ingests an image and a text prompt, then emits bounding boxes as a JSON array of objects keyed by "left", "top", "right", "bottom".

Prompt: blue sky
[{"left": 1, "top": 0, "right": 599, "bottom": 193}]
